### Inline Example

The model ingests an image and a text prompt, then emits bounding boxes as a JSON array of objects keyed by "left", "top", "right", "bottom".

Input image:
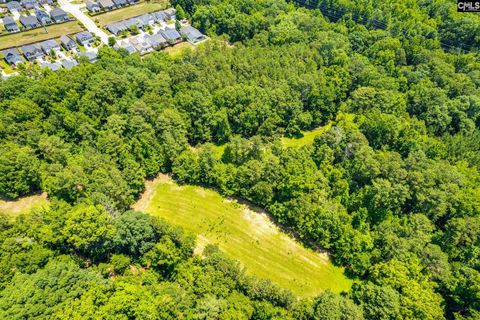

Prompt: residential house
[
  {"left": 116, "top": 40, "right": 136, "bottom": 54},
  {"left": 38, "top": 0, "right": 54, "bottom": 4},
  {"left": 20, "top": 44, "right": 44, "bottom": 61},
  {"left": 50, "top": 8, "right": 69, "bottom": 22},
  {"left": 163, "top": 8, "right": 176, "bottom": 20},
  {"left": 75, "top": 31, "right": 95, "bottom": 46},
  {"left": 61, "top": 58, "right": 78, "bottom": 70},
  {"left": 106, "top": 21, "right": 127, "bottom": 35},
  {"left": 150, "top": 10, "right": 166, "bottom": 23},
  {"left": 35, "top": 8, "right": 52, "bottom": 25},
  {"left": 60, "top": 35, "right": 78, "bottom": 51},
  {"left": 19, "top": 15, "right": 40, "bottom": 28},
  {"left": 85, "top": 1, "right": 101, "bottom": 13},
  {"left": 180, "top": 26, "right": 206, "bottom": 44},
  {"left": 112, "top": 0, "right": 126, "bottom": 7},
  {"left": 146, "top": 33, "right": 167, "bottom": 49},
  {"left": 129, "top": 36, "right": 152, "bottom": 54},
  {"left": 40, "top": 39, "right": 61, "bottom": 55},
  {"left": 137, "top": 13, "right": 154, "bottom": 27},
  {"left": 160, "top": 28, "right": 181, "bottom": 43},
  {"left": 21, "top": 0, "right": 38, "bottom": 9},
  {"left": 6, "top": 1, "right": 22, "bottom": 12},
  {"left": 41, "top": 61, "right": 62, "bottom": 71},
  {"left": 2, "top": 48, "right": 24, "bottom": 66},
  {"left": 3, "top": 16, "right": 20, "bottom": 32},
  {"left": 126, "top": 0, "right": 138, "bottom": 3},
  {"left": 79, "top": 51, "right": 97, "bottom": 62},
  {"left": 98, "top": 0, "right": 114, "bottom": 10}
]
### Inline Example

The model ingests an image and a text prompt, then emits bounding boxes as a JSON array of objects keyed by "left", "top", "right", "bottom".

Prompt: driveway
[{"left": 57, "top": 0, "right": 109, "bottom": 44}]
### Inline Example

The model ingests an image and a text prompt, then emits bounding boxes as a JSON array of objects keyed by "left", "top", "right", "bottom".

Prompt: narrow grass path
[
  {"left": 281, "top": 123, "right": 332, "bottom": 148},
  {"left": 134, "top": 174, "right": 352, "bottom": 297}
]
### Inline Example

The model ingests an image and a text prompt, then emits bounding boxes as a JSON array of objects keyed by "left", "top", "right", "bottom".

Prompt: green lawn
[
  {"left": 94, "top": 1, "right": 168, "bottom": 26},
  {"left": 0, "top": 193, "right": 49, "bottom": 218},
  {"left": 136, "top": 175, "right": 352, "bottom": 297},
  {"left": 164, "top": 41, "right": 195, "bottom": 57},
  {"left": 0, "top": 21, "right": 83, "bottom": 50},
  {"left": 281, "top": 124, "right": 332, "bottom": 148}
]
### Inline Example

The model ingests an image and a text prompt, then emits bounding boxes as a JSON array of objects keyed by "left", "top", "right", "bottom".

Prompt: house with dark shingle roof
[
  {"left": 107, "top": 21, "right": 127, "bottom": 35},
  {"left": 19, "top": 15, "right": 40, "bottom": 28},
  {"left": 180, "top": 26, "right": 206, "bottom": 44},
  {"left": 79, "top": 51, "right": 97, "bottom": 62},
  {"left": 41, "top": 61, "right": 62, "bottom": 71},
  {"left": 50, "top": 8, "right": 69, "bottom": 22},
  {"left": 20, "top": 43, "right": 44, "bottom": 61},
  {"left": 21, "top": 0, "right": 38, "bottom": 9},
  {"left": 60, "top": 35, "right": 78, "bottom": 51},
  {"left": 40, "top": 39, "right": 61, "bottom": 55},
  {"left": 3, "top": 16, "right": 20, "bottom": 32},
  {"left": 112, "top": 0, "right": 126, "bottom": 7},
  {"left": 2, "top": 48, "right": 24, "bottom": 66},
  {"left": 61, "top": 59, "right": 78, "bottom": 70},
  {"left": 75, "top": 31, "right": 94, "bottom": 46},
  {"left": 150, "top": 11, "right": 166, "bottom": 23},
  {"left": 129, "top": 36, "right": 152, "bottom": 54},
  {"left": 35, "top": 8, "right": 52, "bottom": 25},
  {"left": 137, "top": 13, "right": 154, "bottom": 27},
  {"left": 146, "top": 33, "right": 167, "bottom": 48},
  {"left": 163, "top": 8, "right": 176, "bottom": 20},
  {"left": 160, "top": 28, "right": 182, "bottom": 42},
  {"left": 85, "top": 1, "right": 101, "bottom": 12},
  {"left": 6, "top": 1, "right": 21, "bottom": 12},
  {"left": 98, "top": 0, "right": 114, "bottom": 10}
]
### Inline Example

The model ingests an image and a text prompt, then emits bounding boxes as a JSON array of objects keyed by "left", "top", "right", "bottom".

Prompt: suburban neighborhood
[{"left": 0, "top": 0, "right": 207, "bottom": 77}]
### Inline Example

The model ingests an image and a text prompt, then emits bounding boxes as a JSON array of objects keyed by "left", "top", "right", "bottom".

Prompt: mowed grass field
[
  {"left": 281, "top": 123, "right": 332, "bottom": 148},
  {"left": 0, "top": 193, "right": 49, "bottom": 218},
  {"left": 135, "top": 175, "right": 352, "bottom": 297},
  {"left": 94, "top": 1, "right": 168, "bottom": 26},
  {"left": 0, "top": 21, "right": 83, "bottom": 50}
]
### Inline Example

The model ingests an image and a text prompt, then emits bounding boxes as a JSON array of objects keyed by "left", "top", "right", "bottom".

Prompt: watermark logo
[{"left": 458, "top": 0, "right": 480, "bottom": 12}]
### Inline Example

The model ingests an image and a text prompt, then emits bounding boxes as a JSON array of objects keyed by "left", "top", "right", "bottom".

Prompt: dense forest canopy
[{"left": 1, "top": 0, "right": 480, "bottom": 318}]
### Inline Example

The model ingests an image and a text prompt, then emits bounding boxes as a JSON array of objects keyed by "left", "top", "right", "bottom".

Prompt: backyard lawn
[
  {"left": 281, "top": 124, "right": 333, "bottom": 148},
  {"left": 0, "top": 21, "right": 83, "bottom": 50},
  {"left": 164, "top": 41, "right": 195, "bottom": 57},
  {"left": 93, "top": 0, "right": 168, "bottom": 26},
  {"left": 134, "top": 175, "right": 352, "bottom": 297}
]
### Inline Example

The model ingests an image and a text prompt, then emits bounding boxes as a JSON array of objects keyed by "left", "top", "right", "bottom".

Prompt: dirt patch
[{"left": 132, "top": 174, "right": 172, "bottom": 212}]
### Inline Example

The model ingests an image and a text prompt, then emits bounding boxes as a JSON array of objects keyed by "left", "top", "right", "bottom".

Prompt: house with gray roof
[
  {"left": 6, "top": 1, "right": 21, "bottom": 12},
  {"left": 19, "top": 15, "right": 40, "bottom": 28},
  {"left": 106, "top": 21, "right": 127, "bottom": 35},
  {"left": 60, "top": 35, "right": 78, "bottom": 51},
  {"left": 40, "top": 39, "right": 61, "bottom": 55},
  {"left": 41, "top": 61, "right": 62, "bottom": 71},
  {"left": 180, "top": 26, "right": 206, "bottom": 44},
  {"left": 146, "top": 33, "right": 167, "bottom": 48},
  {"left": 112, "top": 0, "right": 126, "bottom": 7},
  {"left": 86, "top": 1, "right": 101, "bottom": 12},
  {"left": 137, "top": 13, "right": 154, "bottom": 27},
  {"left": 163, "top": 8, "right": 176, "bottom": 20},
  {"left": 129, "top": 36, "right": 152, "bottom": 54},
  {"left": 160, "top": 28, "right": 181, "bottom": 42},
  {"left": 20, "top": 44, "right": 44, "bottom": 61},
  {"left": 3, "top": 16, "right": 20, "bottom": 32},
  {"left": 2, "top": 48, "right": 24, "bottom": 66},
  {"left": 61, "top": 59, "right": 78, "bottom": 70},
  {"left": 35, "top": 8, "right": 52, "bottom": 25},
  {"left": 50, "top": 8, "right": 69, "bottom": 22},
  {"left": 98, "top": 0, "right": 114, "bottom": 10},
  {"left": 76, "top": 31, "right": 95, "bottom": 46},
  {"left": 79, "top": 51, "right": 97, "bottom": 62},
  {"left": 150, "top": 11, "right": 166, "bottom": 23},
  {"left": 21, "top": 0, "right": 38, "bottom": 9}
]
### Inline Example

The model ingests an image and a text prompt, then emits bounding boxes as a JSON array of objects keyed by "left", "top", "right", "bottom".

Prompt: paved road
[{"left": 58, "top": 0, "right": 109, "bottom": 44}]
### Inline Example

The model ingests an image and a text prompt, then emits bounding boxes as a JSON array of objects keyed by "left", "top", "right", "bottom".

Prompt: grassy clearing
[
  {"left": 135, "top": 175, "right": 352, "bottom": 297},
  {"left": 281, "top": 124, "right": 332, "bottom": 148},
  {"left": 94, "top": 1, "right": 168, "bottom": 26},
  {"left": 0, "top": 193, "right": 49, "bottom": 218},
  {"left": 164, "top": 41, "right": 195, "bottom": 57},
  {"left": 0, "top": 21, "right": 83, "bottom": 50}
]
